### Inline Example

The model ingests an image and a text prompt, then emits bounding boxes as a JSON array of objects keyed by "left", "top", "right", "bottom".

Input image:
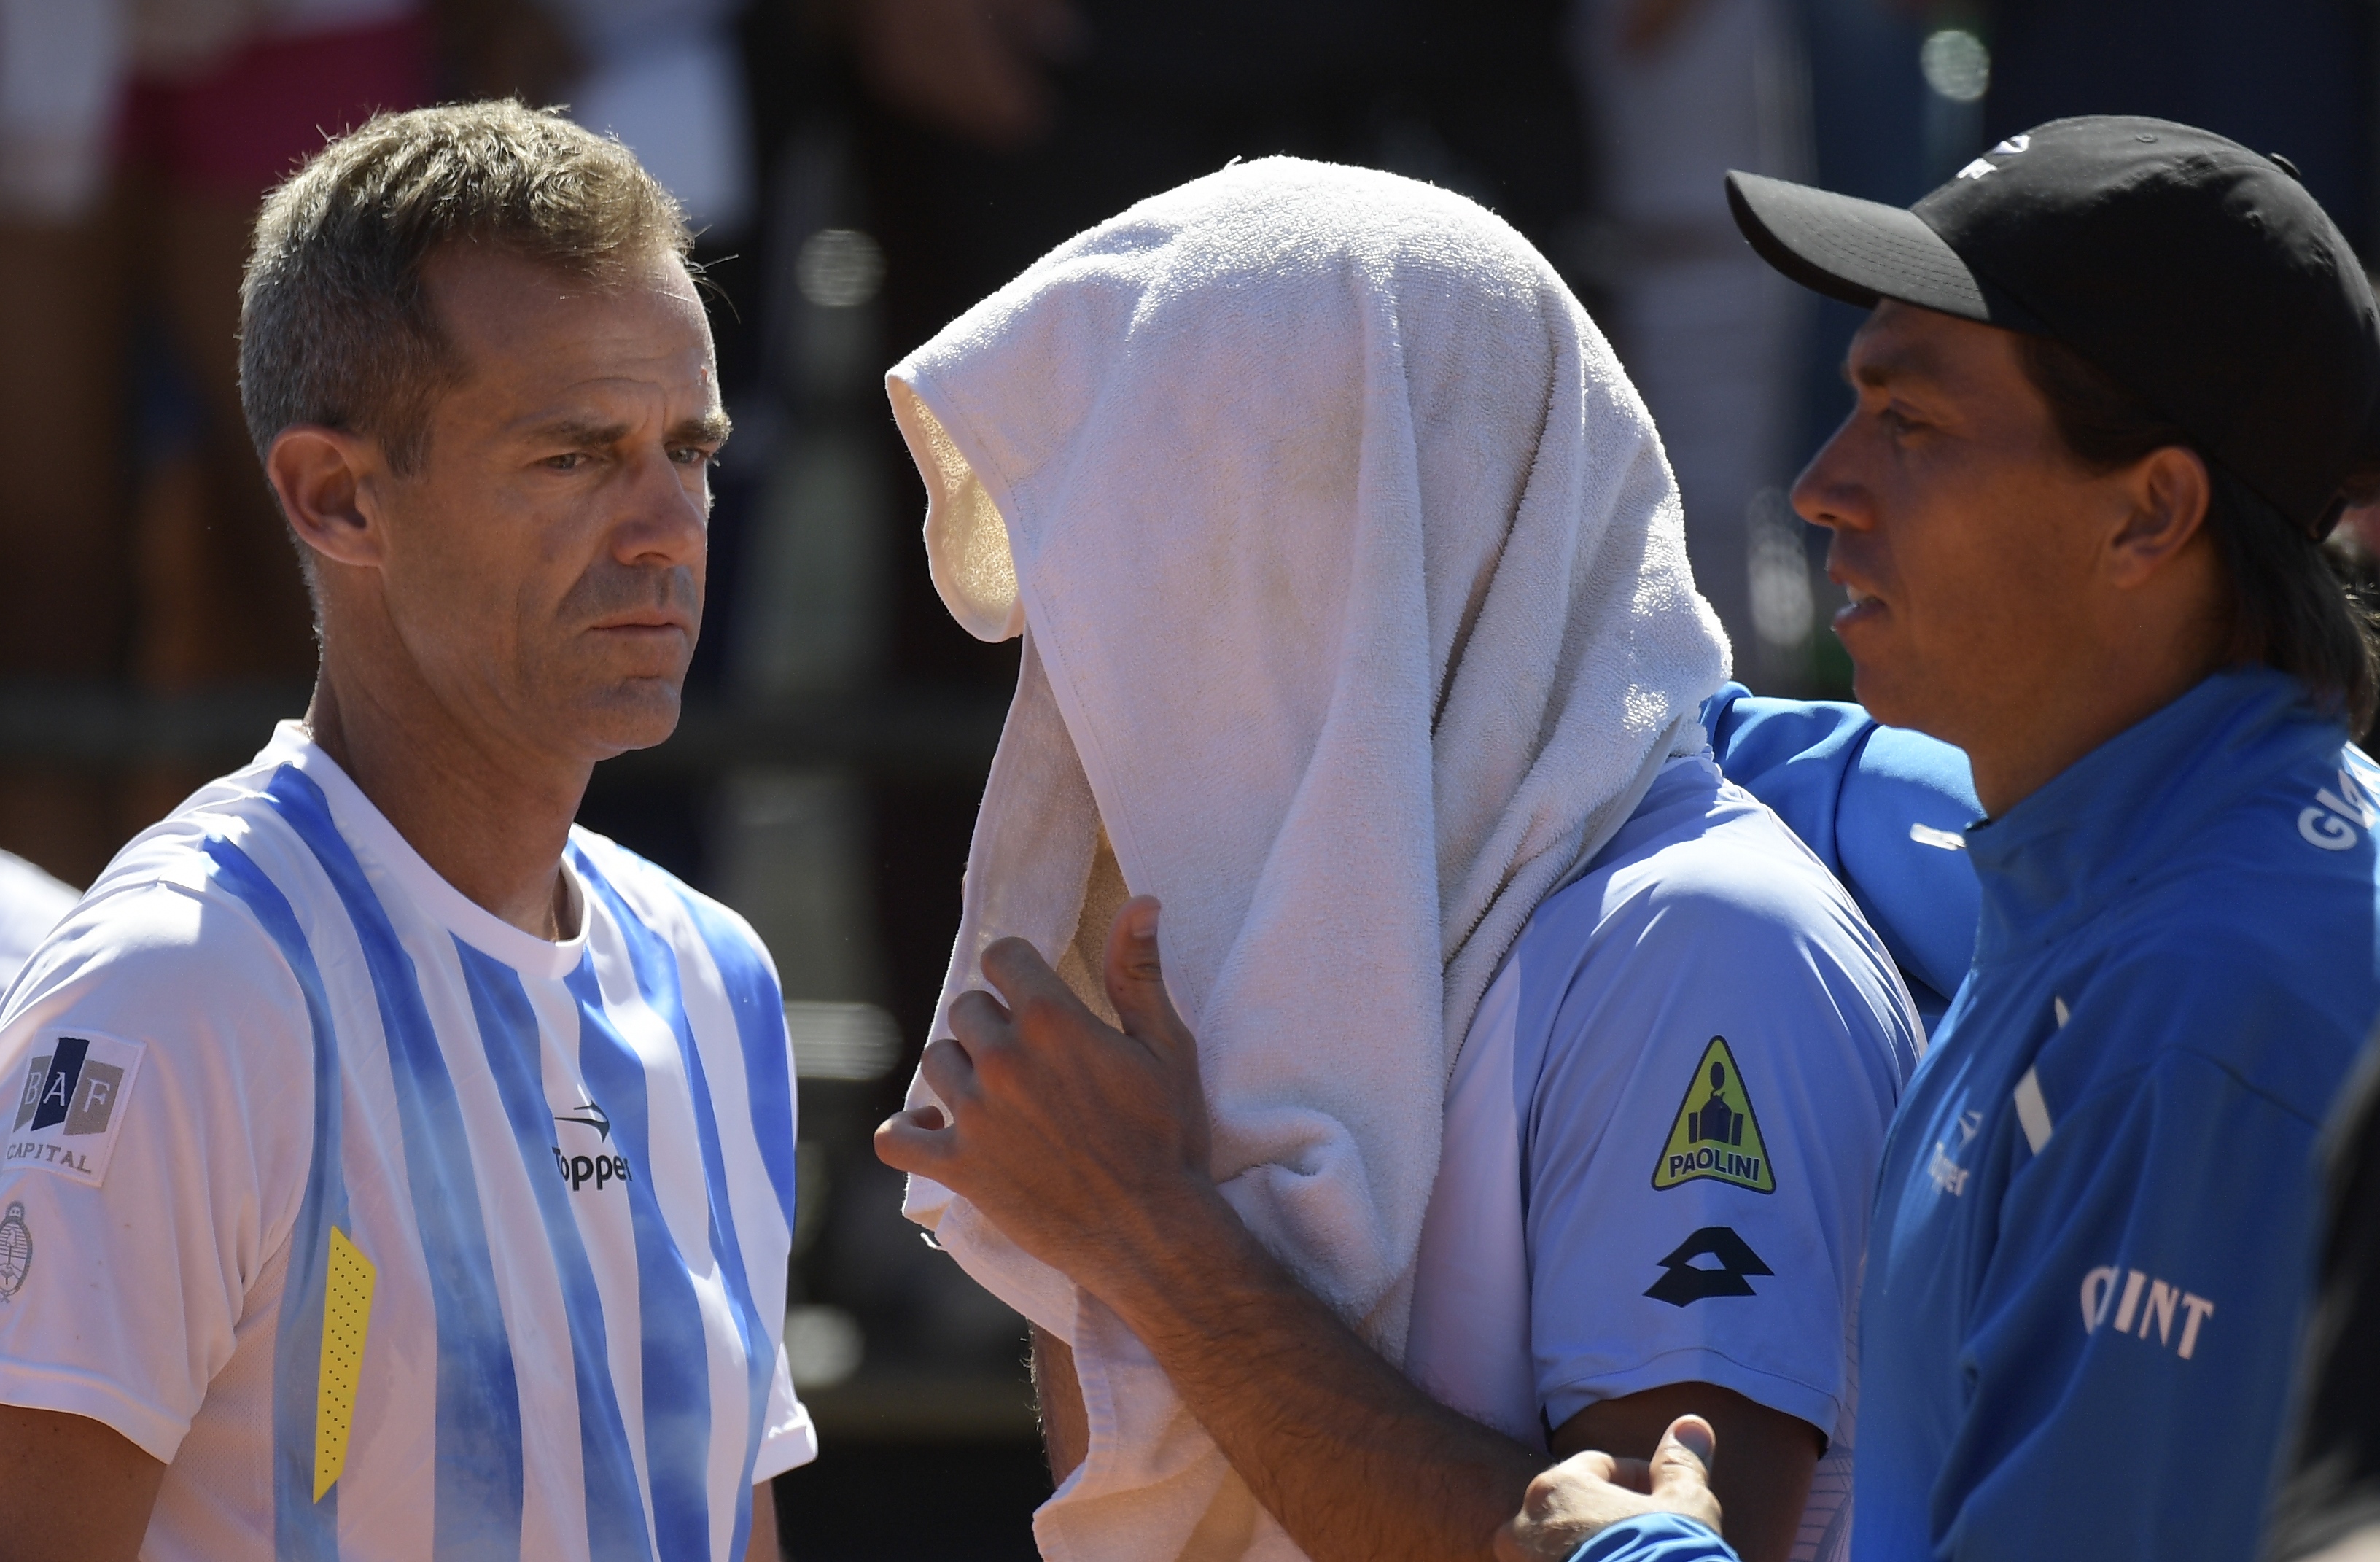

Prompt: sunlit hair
[
  {"left": 2018, "top": 333, "right": 2380, "bottom": 734},
  {"left": 238, "top": 99, "right": 690, "bottom": 479}
]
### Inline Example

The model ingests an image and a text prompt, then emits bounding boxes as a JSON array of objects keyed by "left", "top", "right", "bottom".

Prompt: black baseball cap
[{"left": 1727, "top": 115, "right": 2380, "bottom": 538}]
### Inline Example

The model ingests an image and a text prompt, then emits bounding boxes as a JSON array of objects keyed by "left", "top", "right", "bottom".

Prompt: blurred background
[{"left": 0, "top": 0, "right": 2373, "bottom": 1553}]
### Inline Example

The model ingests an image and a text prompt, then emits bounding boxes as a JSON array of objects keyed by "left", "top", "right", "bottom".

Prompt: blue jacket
[{"left": 1590, "top": 670, "right": 2380, "bottom": 1562}]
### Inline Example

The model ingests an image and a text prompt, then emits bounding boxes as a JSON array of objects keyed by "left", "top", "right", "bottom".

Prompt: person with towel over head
[{"left": 872, "top": 158, "right": 1926, "bottom": 1562}]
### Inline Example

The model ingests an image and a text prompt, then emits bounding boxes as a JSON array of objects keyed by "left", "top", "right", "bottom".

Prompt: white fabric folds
[{"left": 889, "top": 157, "right": 1730, "bottom": 1561}]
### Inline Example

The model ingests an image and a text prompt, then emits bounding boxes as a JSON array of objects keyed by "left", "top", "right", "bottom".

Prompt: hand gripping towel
[{"left": 887, "top": 156, "right": 1730, "bottom": 1562}]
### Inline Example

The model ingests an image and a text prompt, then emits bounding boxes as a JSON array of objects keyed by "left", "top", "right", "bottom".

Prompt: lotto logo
[
  {"left": 2082, "top": 1265, "right": 2214, "bottom": 1359},
  {"left": 1644, "top": 1226, "right": 1773, "bottom": 1308}
]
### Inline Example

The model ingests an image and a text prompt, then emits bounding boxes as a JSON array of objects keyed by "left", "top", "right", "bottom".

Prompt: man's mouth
[
  {"left": 1833, "top": 579, "right": 1885, "bottom": 629},
  {"left": 591, "top": 614, "right": 691, "bottom": 635}
]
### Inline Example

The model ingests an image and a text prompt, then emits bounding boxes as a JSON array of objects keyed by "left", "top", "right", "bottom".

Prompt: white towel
[{"left": 889, "top": 156, "right": 1729, "bottom": 1562}]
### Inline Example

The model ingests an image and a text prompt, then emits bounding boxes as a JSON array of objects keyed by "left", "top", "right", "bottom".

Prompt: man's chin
[
  {"left": 576, "top": 680, "right": 687, "bottom": 759},
  {"left": 1846, "top": 657, "right": 1959, "bottom": 747}
]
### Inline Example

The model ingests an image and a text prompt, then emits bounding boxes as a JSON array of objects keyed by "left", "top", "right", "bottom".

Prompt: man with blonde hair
[{"left": 0, "top": 102, "right": 809, "bottom": 1560}]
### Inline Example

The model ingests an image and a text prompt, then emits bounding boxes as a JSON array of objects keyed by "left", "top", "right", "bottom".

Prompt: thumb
[
  {"left": 1648, "top": 1416, "right": 1718, "bottom": 1517},
  {"left": 1103, "top": 897, "right": 1186, "bottom": 1043}
]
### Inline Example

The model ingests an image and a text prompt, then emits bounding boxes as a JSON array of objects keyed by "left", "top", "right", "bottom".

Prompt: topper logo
[{"left": 2300, "top": 766, "right": 2378, "bottom": 850}]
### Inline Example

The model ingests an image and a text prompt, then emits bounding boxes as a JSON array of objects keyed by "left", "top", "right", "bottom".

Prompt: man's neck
[
  {"left": 1963, "top": 643, "right": 2224, "bottom": 819},
  {"left": 303, "top": 661, "right": 591, "bottom": 941}
]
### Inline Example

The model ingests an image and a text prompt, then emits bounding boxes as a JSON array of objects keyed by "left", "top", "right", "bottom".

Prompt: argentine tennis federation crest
[
  {"left": 8, "top": 1030, "right": 146, "bottom": 1188},
  {"left": 0, "top": 1202, "right": 32, "bottom": 1300}
]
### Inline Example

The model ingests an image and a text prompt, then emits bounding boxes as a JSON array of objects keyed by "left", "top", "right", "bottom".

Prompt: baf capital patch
[
  {"left": 1652, "top": 1036, "right": 1775, "bottom": 1194},
  {"left": 8, "top": 1031, "right": 145, "bottom": 1187}
]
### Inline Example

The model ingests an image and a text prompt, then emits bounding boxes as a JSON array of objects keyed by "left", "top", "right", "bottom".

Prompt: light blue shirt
[{"left": 1512, "top": 754, "right": 1918, "bottom": 1472}]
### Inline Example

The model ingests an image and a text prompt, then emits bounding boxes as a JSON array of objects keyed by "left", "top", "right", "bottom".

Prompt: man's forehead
[
  {"left": 424, "top": 243, "right": 711, "bottom": 372},
  {"left": 1846, "top": 302, "right": 2014, "bottom": 391}
]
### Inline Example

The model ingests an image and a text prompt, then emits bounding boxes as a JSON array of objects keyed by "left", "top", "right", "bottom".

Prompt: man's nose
[
  {"left": 1790, "top": 420, "right": 1868, "bottom": 535},
  {"left": 611, "top": 446, "right": 708, "bottom": 566}
]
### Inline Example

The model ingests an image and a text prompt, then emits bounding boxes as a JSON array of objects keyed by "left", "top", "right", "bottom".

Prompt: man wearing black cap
[{"left": 1496, "top": 115, "right": 2380, "bottom": 1562}]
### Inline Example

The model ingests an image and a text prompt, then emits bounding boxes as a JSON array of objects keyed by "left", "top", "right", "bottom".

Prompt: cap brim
[{"left": 1727, "top": 171, "right": 2034, "bottom": 329}]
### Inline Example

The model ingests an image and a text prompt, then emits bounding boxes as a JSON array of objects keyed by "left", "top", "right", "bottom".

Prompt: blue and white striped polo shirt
[{"left": 0, "top": 723, "right": 812, "bottom": 1561}]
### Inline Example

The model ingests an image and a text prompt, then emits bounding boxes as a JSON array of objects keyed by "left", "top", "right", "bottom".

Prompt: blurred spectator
[
  {"left": 542, "top": 0, "right": 758, "bottom": 239},
  {"left": 1569, "top": 0, "right": 1814, "bottom": 686},
  {"left": 0, "top": 0, "right": 438, "bottom": 883},
  {"left": 833, "top": 0, "right": 1584, "bottom": 407},
  {"left": 845, "top": 0, "right": 1084, "bottom": 152}
]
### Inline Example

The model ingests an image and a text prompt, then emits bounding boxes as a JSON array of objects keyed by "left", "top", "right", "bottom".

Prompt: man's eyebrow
[
  {"left": 1845, "top": 339, "right": 1946, "bottom": 390},
  {"left": 671, "top": 409, "right": 733, "bottom": 446},
  {"left": 512, "top": 415, "right": 634, "bottom": 448},
  {"left": 508, "top": 410, "right": 732, "bottom": 447}
]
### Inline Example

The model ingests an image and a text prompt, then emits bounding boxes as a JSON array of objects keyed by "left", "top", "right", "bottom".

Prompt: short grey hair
[{"left": 238, "top": 100, "right": 691, "bottom": 476}]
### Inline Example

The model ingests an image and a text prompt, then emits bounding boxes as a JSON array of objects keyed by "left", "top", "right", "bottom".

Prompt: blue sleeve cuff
[{"left": 1564, "top": 1512, "right": 1737, "bottom": 1562}]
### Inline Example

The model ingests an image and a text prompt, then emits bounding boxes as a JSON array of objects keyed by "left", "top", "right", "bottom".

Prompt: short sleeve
[
  {"left": 1522, "top": 825, "right": 1915, "bottom": 1440},
  {"left": 752, "top": 1343, "right": 817, "bottom": 1479},
  {"left": 0, "top": 880, "right": 314, "bottom": 1461}
]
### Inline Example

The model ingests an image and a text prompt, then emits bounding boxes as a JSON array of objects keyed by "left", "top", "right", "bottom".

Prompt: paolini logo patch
[
  {"left": 1652, "top": 1036, "right": 1776, "bottom": 1194},
  {"left": 9, "top": 1031, "right": 146, "bottom": 1186}
]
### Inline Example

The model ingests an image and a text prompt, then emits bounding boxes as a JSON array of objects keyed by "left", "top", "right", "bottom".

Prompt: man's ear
[
  {"left": 2106, "top": 444, "right": 2213, "bottom": 588},
  {"left": 265, "top": 425, "right": 389, "bottom": 572}
]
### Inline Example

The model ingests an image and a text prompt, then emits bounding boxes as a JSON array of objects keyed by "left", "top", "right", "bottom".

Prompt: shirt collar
[
  {"left": 256, "top": 720, "right": 592, "bottom": 981},
  {"left": 1968, "top": 667, "right": 2344, "bottom": 963}
]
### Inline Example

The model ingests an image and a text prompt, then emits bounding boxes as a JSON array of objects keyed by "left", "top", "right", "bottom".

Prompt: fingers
[
  {"left": 1604, "top": 1456, "right": 1655, "bottom": 1496},
  {"left": 1648, "top": 1416, "right": 1721, "bottom": 1528},
  {"left": 973, "top": 939, "right": 1119, "bottom": 1083},
  {"left": 978, "top": 935, "right": 1063, "bottom": 1003},
  {"left": 946, "top": 987, "right": 1010, "bottom": 1049},
  {"left": 1103, "top": 897, "right": 1189, "bottom": 1047},
  {"left": 873, "top": 1104, "right": 952, "bottom": 1175},
  {"left": 1518, "top": 1451, "right": 1614, "bottom": 1528},
  {"left": 1524, "top": 1452, "right": 1617, "bottom": 1517},
  {"left": 916, "top": 1034, "right": 978, "bottom": 1108}
]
